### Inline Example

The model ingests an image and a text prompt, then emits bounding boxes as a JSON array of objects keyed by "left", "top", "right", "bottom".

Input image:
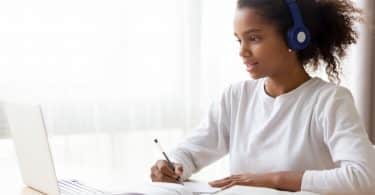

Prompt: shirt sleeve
[
  {"left": 168, "top": 86, "right": 232, "bottom": 180},
  {"left": 301, "top": 87, "right": 375, "bottom": 194}
]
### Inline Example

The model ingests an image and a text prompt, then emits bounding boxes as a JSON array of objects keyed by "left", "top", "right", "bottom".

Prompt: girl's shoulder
[{"left": 311, "top": 78, "right": 353, "bottom": 101}]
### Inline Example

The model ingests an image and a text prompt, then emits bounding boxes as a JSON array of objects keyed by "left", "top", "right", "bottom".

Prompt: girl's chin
[{"left": 248, "top": 73, "right": 265, "bottom": 80}]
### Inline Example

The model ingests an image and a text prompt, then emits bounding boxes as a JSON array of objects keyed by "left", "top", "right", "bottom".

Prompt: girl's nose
[{"left": 239, "top": 43, "right": 252, "bottom": 58}]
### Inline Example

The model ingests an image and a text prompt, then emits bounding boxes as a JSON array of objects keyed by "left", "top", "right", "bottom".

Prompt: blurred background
[{"left": 0, "top": 0, "right": 374, "bottom": 192}]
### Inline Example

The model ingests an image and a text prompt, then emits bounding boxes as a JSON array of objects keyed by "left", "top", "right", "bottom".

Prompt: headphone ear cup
[{"left": 286, "top": 26, "right": 310, "bottom": 51}]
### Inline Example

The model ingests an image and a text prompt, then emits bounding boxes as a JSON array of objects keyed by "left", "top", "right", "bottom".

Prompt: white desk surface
[
  {"left": 1, "top": 163, "right": 319, "bottom": 195},
  {"left": 8, "top": 183, "right": 320, "bottom": 195},
  {"left": 1, "top": 159, "right": 319, "bottom": 195},
  {"left": 0, "top": 133, "right": 320, "bottom": 195}
]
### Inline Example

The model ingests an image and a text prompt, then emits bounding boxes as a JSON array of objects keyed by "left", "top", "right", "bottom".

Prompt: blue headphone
[{"left": 285, "top": 0, "right": 311, "bottom": 51}]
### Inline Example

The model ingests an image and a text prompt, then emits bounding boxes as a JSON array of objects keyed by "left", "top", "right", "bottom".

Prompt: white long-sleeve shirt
[{"left": 169, "top": 77, "right": 375, "bottom": 195}]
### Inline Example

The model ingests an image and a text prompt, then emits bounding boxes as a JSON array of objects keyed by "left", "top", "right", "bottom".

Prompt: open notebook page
[
  {"left": 183, "top": 182, "right": 221, "bottom": 194},
  {"left": 131, "top": 182, "right": 221, "bottom": 195}
]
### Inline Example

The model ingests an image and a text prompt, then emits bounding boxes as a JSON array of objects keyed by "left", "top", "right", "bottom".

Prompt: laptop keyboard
[{"left": 58, "top": 179, "right": 109, "bottom": 195}]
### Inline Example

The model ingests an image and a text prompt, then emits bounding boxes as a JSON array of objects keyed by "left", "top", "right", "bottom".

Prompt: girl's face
[{"left": 234, "top": 7, "right": 296, "bottom": 79}]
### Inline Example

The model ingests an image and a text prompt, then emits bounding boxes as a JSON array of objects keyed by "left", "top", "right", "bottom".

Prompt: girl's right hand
[{"left": 150, "top": 160, "right": 184, "bottom": 183}]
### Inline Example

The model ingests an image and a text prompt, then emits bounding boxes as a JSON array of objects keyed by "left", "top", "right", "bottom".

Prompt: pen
[{"left": 153, "top": 139, "right": 183, "bottom": 185}]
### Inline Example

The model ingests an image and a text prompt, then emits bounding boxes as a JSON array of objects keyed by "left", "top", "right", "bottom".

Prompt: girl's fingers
[
  {"left": 209, "top": 178, "right": 233, "bottom": 187},
  {"left": 221, "top": 180, "right": 248, "bottom": 190},
  {"left": 154, "top": 170, "right": 179, "bottom": 183},
  {"left": 156, "top": 160, "right": 178, "bottom": 179},
  {"left": 174, "top": 164, "right": 184, "bottom": 177}
]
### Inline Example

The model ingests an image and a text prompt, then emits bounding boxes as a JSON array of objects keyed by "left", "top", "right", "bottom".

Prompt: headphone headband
[
  {"left": 284, "top": 0, "right": 311, "bottom": 51},
  {"left": 285, "top": 0, "right": 304, "bottom": 27}
]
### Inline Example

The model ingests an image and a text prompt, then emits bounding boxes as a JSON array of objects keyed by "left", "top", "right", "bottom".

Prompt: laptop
[{"left": 4, "top": 102, "right": 124, "bottom": 195}]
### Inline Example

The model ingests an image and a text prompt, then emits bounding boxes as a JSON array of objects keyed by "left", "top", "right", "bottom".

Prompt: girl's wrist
[{"left": 272, "top": 171, "right": 304, "bottom": 191}]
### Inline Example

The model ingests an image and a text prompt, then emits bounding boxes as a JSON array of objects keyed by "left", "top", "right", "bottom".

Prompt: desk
[
  {"left": 0, "top": 133, "right": 319, "bottom": 195},
  {"left": 19, "top": 186, "right": 317, "bottom": 195},
  {"left": 2, "top": 163, "right": 319, "bottom": 195},
  {"left": 2, "top": 162, "right": 319, "bottom": 195}
]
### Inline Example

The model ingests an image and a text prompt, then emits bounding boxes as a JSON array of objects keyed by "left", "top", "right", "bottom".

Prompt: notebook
[{"left": 135, "top": 182, "right": 221, "bottom": 195}]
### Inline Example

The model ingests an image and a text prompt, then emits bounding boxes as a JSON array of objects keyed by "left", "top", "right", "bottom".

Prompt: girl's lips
[{"left": 245, "top": 62, "right": 258, "bottom": 71}]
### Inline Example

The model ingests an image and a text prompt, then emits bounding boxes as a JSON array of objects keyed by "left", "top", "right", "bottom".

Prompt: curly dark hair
[{"left": 237, "top": 0, "right": 362, "bottom": 83}]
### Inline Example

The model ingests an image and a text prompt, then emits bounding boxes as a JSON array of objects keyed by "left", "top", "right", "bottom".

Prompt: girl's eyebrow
[{"left": 234, "top": 28, "right": 262, "bottom": 37}]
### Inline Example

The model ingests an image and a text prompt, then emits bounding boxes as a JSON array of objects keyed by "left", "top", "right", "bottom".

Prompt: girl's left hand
[{"left": 209, "top": 172, "right": 279, "bottom": 190}]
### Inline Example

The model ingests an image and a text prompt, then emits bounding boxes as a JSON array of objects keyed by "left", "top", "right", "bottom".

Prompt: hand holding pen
[{"left": 151, "top": 139, "right": 184, "bottom": 185}]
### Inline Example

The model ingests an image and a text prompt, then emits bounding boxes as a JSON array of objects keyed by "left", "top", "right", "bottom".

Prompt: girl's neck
[{"left": 264, "top": 67, "right": 311, "bottom": 98}]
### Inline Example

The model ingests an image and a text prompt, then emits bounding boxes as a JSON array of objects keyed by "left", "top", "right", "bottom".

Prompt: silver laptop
[{"left": 5, "top": 102, "right": 111, "bottom": 195}]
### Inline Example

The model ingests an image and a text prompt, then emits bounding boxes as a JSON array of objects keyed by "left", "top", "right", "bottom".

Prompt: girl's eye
[
  {"left": 249, "top": 36, "right": 260, "bottom": 42},
  {"left": 235, "top": 36, "right": 260, "bottom": 45}
]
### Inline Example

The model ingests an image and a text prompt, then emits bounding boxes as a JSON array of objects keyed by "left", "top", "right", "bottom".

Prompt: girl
[{"left": 150, "top": 0, "right": 375, "bottom": 194}]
